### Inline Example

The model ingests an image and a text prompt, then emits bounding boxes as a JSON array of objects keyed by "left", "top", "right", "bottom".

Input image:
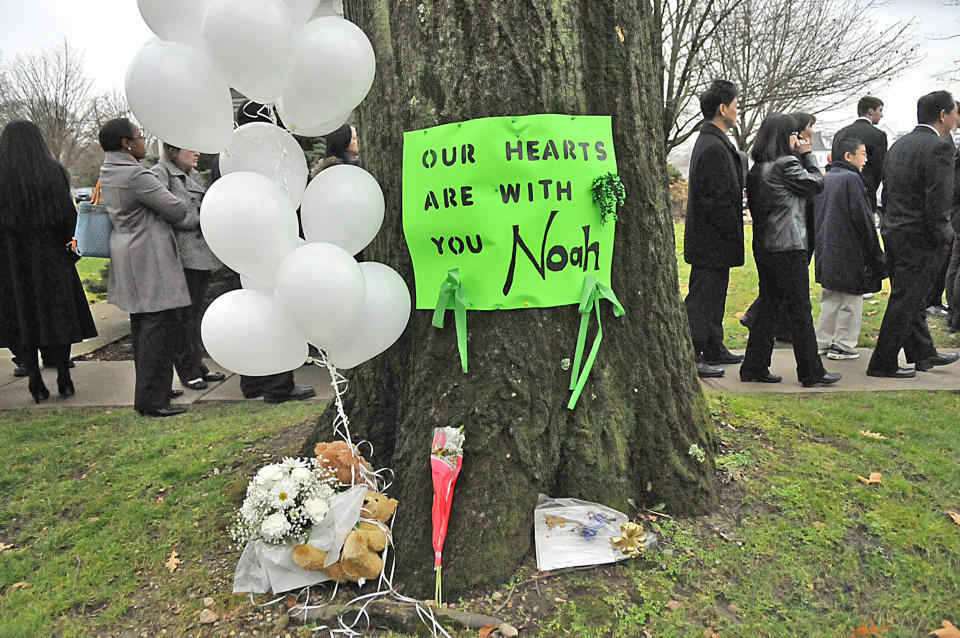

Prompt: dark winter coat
[
  {"left": 747, "top": 153, "right": 824, "bottom": 253},
  {"left": 812, "top": 161, "right": 884, "bottom": 294},
  {"left": 683, "top": 122, "right": 745, "bottom": 268},
  {"left": 0, "top": 172, "right": 97, "bottom": 348},
  {"left": 831, "top": 118, "right": 887, "bottom": 210}
]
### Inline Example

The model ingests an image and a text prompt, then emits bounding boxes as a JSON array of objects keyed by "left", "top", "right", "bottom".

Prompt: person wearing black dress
[{"left": 0, "top": 120, "right": 97, "bottom": 402}]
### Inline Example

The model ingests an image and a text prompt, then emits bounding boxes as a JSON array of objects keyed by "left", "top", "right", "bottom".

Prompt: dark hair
[
  {"left": 917, "top": 90, "right": 955, "bottom": 125},
  {"left": 699, "top": 79, "right": 739, "bottom": 120},
  {"left": 0, "top": 120, "right": 74, "bottom": 229},
  {"left": 98, "top": 118, "right": 137, "bottom": 152},
  {"left": 324, "top": 123, "right": 355, "bottom": 161},
  {"left": 834, "top": 136, "right": 864, "bottom": 161},
  {"left": 790, "top": 112, "right": 816, "bottom": 132},
  {"left": 750, "top": 113, "right": 796, "bottom": 163},
  {"left": 857, "top": 96, "right": 883, "bottom": 117}
]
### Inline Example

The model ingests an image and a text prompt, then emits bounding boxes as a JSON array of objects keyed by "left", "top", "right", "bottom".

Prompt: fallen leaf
[
  {"left": 88, "top": 517, "right": 100, "bottom": 523},
  {"left": 11, "top": 582, "right": 30, "bottom": 589},
  {"left": 667, "top": 599, "right": 682, "bottom": 611},
  {"left": 866, "top": 310, "right": 878, "bottom": 316},
  {"left": 703, "top": 627, "right": 720, "bottom": 638},
  {"left": 165, "top": 551, "right": 181, "bottom": 573},
  {"left": 948, "top": 511, "right": 960, "bottom": 527},
  {"left": 930, "top": 620, "right": 960, "bottom": 637},
  {"left": 478, "top": 624, "right": 498, "bottom": 638},
  {"left": 734, "top": 311, "right": 746, "bottom": 319},
  {"left": 859, "top": 430, "right": 888, "bottom": 440},
  {"left": 867, "top": 300, "right": 881, "bottom": 305},
  {"left": 0, "top": 542, "right": 13, "bottom": 553},
  {"left": 285, "top": 594, "right": 298, "bottom": 609},
  {"left": 850, "top": 621, "right": 892, "bottom": 637},
  {"left": 156, "top": 497, "right": 164, "bottom": 505},
  {"left": 857, "top": 473, "right": 882, "bottom": 485}
]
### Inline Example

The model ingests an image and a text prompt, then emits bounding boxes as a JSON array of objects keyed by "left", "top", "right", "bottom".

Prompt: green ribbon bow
[
  {"left": 432, "top": 269, "right": 468, "bottom": 373},
  {"left": 568, "top": 275, "right": 625, "bottom": 409}
]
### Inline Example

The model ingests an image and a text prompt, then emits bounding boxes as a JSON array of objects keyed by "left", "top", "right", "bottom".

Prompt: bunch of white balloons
[{"left": 128, "top": 0, "right": 411, "bottom": 374}]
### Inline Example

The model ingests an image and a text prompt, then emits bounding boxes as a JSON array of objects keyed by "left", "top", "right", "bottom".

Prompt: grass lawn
[
  {"left": 3, "top": 393, "right": 960, "bottom": 636},
  {"left": 76, "top": 257, "right": 109, "bottom": 304}
]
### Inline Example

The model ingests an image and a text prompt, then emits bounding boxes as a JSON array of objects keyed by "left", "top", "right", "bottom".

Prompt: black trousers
[
  {"left": 868, "top": 234, "right": 939, "bottom": 373},
  {"left": 130, "top": 309, "right": 179, "bottom": 412},
  {"left": 925, "top": 243, "right": 951, "bottom": 308},
  {"left": 239, "top": 371, "right": 295, "bottom": 398},
  {"left": 172, "top": 268, "right": 213, "bottom": 383},
  {"left": 685, "top": 265, "right": 731, "bottom": 360},
  {"left": 742, "top": 249, "right": 825, "bottom": 384},
  {"left": 947, "top": 235, "right": 960, "bottom": 330}
]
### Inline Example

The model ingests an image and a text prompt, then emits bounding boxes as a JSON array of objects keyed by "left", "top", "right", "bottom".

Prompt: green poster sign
[{"left": 402, "top": 114, "right": 618, "bottom": 310}]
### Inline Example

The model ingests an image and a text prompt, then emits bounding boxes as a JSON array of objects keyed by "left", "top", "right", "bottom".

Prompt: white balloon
[
  {"left": 328, "top": 263, "right": 410, "bottom": 369},
  {"left": 274, "top": 243, "right": 366, "bottom": 349},
  {"left": 200, "top": 172, "right": 301, "bottom": 284},
  {"left": 277, "top": 18, "right": 375, "bottom": 132},
  {"left": 219, "top": 123, "right": 309, "bottom": 208},
  {"left": 201, "top": 289, "right": 308, "bottom": 375},
  {"left": 282, "top": 0, "right": 322, "bottom": 25},
  {"left": 283, "top": 110, "right": 351, "bottom": 138},
  {"left": 240, "top": 274, "right": 272, "bottom": 292},
  {"left": 125, "top": 40, "right": 234, "bottom": 153},
  {"left": 301, "top": 164, "right": 384, "bottom": 255},
  {"left": 202, "top": 0, "right": 296, "bottom": 104},
  {"left": 137, "top": 0, "right": 210, "bottom": 49}
]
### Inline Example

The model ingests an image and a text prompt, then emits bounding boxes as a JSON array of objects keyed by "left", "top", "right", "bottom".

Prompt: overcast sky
[{"left": 0, "top": 0, "right": 957, "bottom": 135}]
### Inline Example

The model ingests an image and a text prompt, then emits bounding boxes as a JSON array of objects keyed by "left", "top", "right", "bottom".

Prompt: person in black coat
[
  {"left": 867, "top": 90, "right": 960, "bottom": 378},
  {"left": 683, "top": 79, "right": 745, "bottom": 378},
  {"left": 0, "top": 120, "right": 97, "bottom": 402},
  {"left": 831, "top": 96, "right": 887, "bottom": 213},
  {"left": 812, "top": 137, "right": 884, "bottom": 359}
]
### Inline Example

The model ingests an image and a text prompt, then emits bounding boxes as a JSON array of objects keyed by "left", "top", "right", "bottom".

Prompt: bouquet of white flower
[{"left": 231, "top": 457, "right": 338, "bottom": 547}]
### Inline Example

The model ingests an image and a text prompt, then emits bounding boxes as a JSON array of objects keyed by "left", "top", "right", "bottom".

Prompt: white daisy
[{"left": 270, "top": 479, "right": 300, "bottom": 509}]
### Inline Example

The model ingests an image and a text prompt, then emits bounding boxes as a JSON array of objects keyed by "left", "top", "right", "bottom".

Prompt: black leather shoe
[
  {"left": 704, "top": 352, "right": 744, "bottom": 366},
  {"left": 802, "top": 371, "right": 841, "bottom": 387},
  {"left": 696, "top": 362, "right": 725, "bottom": 378},
  {"left": 264, "top": 386, "right": 316, "bottom": 403},
  {"left": 138, "top": 406, "right": 187, "bottom": 417},
  {"left": 740, "top": 371, "right": 782, "bottom": 383},
  {"left": 915, "top": 352, "right": 960, "bottom": 371},
  {"left": 168, "top": 389, "right": 184, "bottom": 399},
  {"left": 866, "top": 367, "right": 916, "bottom": 379},
  {"left": 184, "top": 378, "right": 208, "bottom": 390},
  {"left": 13, "top": 365, "right": 27, "bottom": 378},
  {"left": 203, "top": 372, "right": 226, "bottom": 382}
]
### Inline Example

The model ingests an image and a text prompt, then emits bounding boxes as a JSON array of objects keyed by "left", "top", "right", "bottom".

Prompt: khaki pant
[{"left": 816, "top": 288, "right": 863, "bottom": 352}]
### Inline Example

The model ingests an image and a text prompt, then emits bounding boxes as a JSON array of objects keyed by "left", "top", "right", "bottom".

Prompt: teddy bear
[
  {"left": 314, "top": 440, "right": 374, "bottom": 487},
  {"left": 291, "top": 489, "right": 399, "bottom": 583}
]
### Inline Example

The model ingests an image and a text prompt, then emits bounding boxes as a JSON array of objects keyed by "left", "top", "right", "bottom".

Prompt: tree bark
[{"left": 304, "top": 0, "right": 717, "bottom": 598}]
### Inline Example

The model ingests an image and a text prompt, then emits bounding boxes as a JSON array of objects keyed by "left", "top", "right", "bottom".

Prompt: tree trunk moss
[{"left": 303, "top": 0, "right": 717, "bottom": 599}]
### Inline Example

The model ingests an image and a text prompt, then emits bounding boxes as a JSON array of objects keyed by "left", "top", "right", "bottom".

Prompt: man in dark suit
[
  {"left": 832, "top": 96, "right": 887, "bottom": 213},
  {"left": 683, "top": 79, "right": 745, "bottom": 378},
  {"left": 866, "top": 90, "right": 960, "bottom": 378}
]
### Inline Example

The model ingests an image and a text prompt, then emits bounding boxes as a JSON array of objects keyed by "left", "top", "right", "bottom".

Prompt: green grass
[
  {"left": 675, "top": 222, "right": 960, "bottom": 351},
  {"left": 76, "top": 257, "right": 109, "bottom": 304}
]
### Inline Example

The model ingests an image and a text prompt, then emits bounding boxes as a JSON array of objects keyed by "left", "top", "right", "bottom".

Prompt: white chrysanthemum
[
  {"left": 291, "top": 466, "right": 313, "bottom": 484},
  {"left": 303, "top": 496, "right": 331, "bottom": 524},
  {"left": 270, "top": 479, "right": 300, "bottom": 509},
  {"left": 260, "top": 512, "right": 291, "bottom": 542},
  {"left": 281, "top": 457, "right": 306, "bottom": 470},
  {"left": 240, "top": 501, "right": 258, "bottom": 523},
  {"left": 256, "top": 464, "right": 285, "bottom": 485}
]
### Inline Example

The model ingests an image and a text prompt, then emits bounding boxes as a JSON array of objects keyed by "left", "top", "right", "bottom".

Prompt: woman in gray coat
[
  {"left": 152, "top": 144, "right": 225, "bottom": 391},
  {"left": 97, "top": 118, "right": 191, "bottom": 418}
]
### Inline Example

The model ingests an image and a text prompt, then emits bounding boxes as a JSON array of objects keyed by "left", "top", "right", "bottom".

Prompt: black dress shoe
[
  {"left": 13, "top": 365, "right": 27, "bottom": 378},
  {"left": 740, "top": 371, "right": 782, "bottom": 383},
  {"left": 704, "top": 352, "right": 745, "bottom": 366},
  {"left": 264, "top": 386, "right": 316, "bottom": 403},
  {"left": 138, "top": 406, "right": 187, "bottom": 417},
  {"left": 184, "top": 378, "right": 208, "bottom": 390},
  {"left": 203, "top": 372, "right": 226, "bottom": 382},
  {"left": 802, "top": 371, "right": 841, "bottom": 387},
  {"left": 696, "top": 362, "right": 725, "bottom": 378},
  {"left": 915, "top": 352, "right": 960, "bottom": 371},
  {"left": 168, "top": 389, "right": 184, "bottom": 399},
  {"left": 866, "top": 367, "right": 916, "bottom": 379}
]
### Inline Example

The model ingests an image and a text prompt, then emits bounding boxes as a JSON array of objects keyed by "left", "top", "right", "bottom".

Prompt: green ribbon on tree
[
  {"left": 568, "top": 275, "right": 625, "bottom": 410},
  {"left": 432, "top": 268, "right": 469, "bottom": 373}
]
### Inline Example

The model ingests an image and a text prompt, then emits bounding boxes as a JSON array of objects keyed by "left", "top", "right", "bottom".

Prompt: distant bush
[
  {"left": 666, "top": 163, "right": 684, "bottom": 185},
  {"left": 669, "top": 180, "right": 688, "bottom": 221}
]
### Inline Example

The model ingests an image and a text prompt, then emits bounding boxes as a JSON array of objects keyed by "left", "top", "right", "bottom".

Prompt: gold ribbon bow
[{"left": 611, "top": 522, "right": 645, "bottom": 558}]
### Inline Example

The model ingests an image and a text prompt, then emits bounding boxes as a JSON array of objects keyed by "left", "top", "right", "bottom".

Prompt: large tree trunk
[{"left": 304, "top": 0, "right": 717, "bottom": 599}]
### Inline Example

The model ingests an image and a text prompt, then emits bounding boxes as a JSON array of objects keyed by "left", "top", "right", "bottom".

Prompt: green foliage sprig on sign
[
  {"left": 402, "top": 114, "right": 620, "bottom": 310},
  {"left": 591, "top": 172, "right": 625, "bottom": 224}
]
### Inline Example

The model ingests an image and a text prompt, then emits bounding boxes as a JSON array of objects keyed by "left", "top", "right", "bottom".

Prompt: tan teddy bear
[
  {"left": 291, "top": 489, "right": 399, "bottom": 583},
  {"left": 314, "top": 440, "right": 373, "bottom": 487}
]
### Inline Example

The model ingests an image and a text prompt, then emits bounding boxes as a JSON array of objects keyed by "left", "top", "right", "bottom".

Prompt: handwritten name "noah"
[{"left": 502, "top": 210, "right": 601, "bottom": 295}]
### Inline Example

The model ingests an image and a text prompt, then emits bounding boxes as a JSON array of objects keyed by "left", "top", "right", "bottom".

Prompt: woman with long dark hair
[
  {"left": 739, "top": 113, "right": 840, "bottom": 387},
  {"left": 311, "top": 123, "right": 359, "bottom": 176},
  {"left": 0, "top": 120, "right": 97, "bottom": 402}
]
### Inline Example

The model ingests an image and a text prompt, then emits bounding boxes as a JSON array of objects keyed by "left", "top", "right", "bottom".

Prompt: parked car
[{"left": 71, "top": 187, "right": 94, "bottom": 204}]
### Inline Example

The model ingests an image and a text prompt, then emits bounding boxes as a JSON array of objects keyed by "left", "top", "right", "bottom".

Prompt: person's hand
[{"left": 791, "top": 134, "right": 812, "bottom": 154}]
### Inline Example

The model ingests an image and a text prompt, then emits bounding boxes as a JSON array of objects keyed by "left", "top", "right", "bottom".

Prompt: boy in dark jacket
[{"left": 813, "top": 137, "right": 884, "bottom": 359}]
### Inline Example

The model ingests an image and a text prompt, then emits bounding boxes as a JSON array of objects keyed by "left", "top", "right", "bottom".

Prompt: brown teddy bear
[
  {"left": 314, "top": 440, "right": 373, "bottom": 487},
  {"left": 292, "top": 489, "right": 399, "bottom": 583}
]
